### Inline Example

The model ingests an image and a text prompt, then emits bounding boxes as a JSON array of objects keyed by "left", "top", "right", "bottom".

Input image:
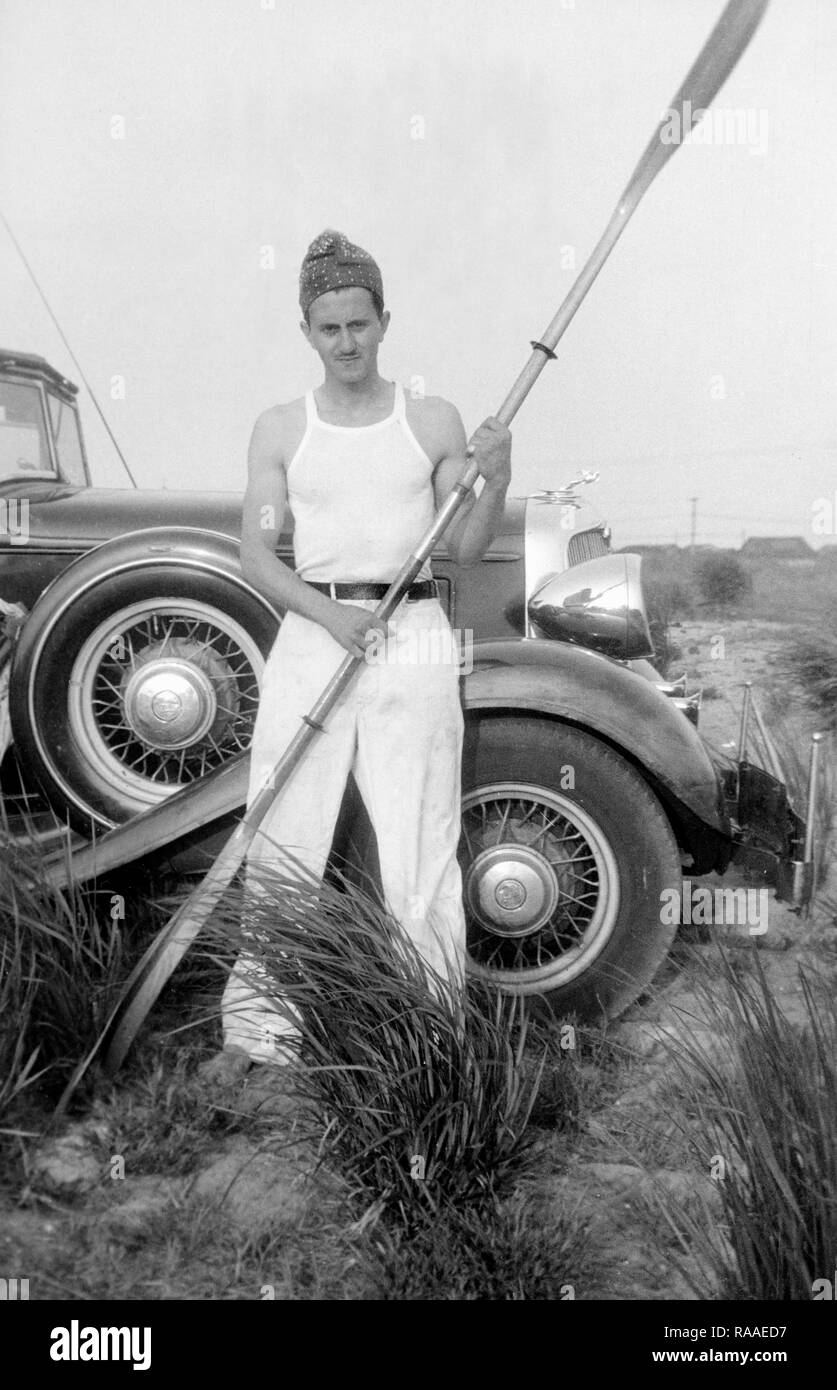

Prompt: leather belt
[{"left": 308, "top": 579, "right": 438, "bottom": 602}]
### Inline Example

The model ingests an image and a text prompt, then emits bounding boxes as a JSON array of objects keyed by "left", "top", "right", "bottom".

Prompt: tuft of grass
[
  {"left": 88, "top": 1051, "right": 242, "bottom": 1177},
  {"left": 7, "top": 1190, "right": 368, "bottom": 1301},
  {"left": 775, "top": 629, "right": 837, "bottom": 731},
  {"left": 522, "top": 1015, "right": 614, "bottom": 1134},
  {"left": 646, "top": 950, "right": 837, "bottom": 1300},
  {"left": 0, "top": 889, "right": 44, "bottom": 1119},
  {"left": 0, "top": 835, "right": 153, "bottom": 1115},
  {"left": 358, "top": 1190, "right": 590, "bottom": 1300},
  {"left": 202, "top": 862, "right": 547, "bottom": 1226}
]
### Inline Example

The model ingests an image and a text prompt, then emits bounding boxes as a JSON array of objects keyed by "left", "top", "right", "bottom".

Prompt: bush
[
  {"left": 777, "top": 631, "right": 837, "bottom": 731},
  {"left": 616, "top": 546, "right": 699, "bottom": 670},
  {"left": 640, "top": 564, "right": 693, "bottom": 677},
  {"left": 644, "top": 576, "right": 692, "bottom": 628},
  {"left": 695, "top": 552, "right": 751, "bottom": 609}
]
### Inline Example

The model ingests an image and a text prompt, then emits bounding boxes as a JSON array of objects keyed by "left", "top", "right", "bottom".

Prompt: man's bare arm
[
  {"left": 430, "top": 403, "right": 512, "bottom": 567},
  {"left": 240, "top": 409, "right": 336, "bottom": 624},
  {"left": 240, "top": 410, "right": 389, "bottom": 658}
]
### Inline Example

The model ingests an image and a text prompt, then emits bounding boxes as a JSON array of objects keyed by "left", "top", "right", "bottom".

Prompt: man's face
[{"left": 301, "top": 286, "right": 390, "bottom": 384}]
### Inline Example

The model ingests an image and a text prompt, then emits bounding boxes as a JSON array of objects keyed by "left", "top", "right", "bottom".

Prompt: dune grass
[
  {"left": 0, "top": 826, "right": 184, "bottom": 1135},
  {"left": 1, "top": 843, "right": 590, "bottom": 1300},
  {"left": 774, "top": 629, "right": 837, "bottom": 733},
  {"left": 358, "top": 1189, "right": 589, "bottom": 1300},
  {"left": 647, "top": 950, "right": 837, "bottom": 1300},
  {"left": 0, "top": 836, "right": 133, "bottom": 1119},
  {"left": 202, "top": 861, "right": 548, "bottom": 1229}
]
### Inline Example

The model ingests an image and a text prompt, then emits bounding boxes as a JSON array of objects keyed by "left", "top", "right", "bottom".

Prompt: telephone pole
[{"left": 689, "top": 497, "right": 698, "bottom": 553}]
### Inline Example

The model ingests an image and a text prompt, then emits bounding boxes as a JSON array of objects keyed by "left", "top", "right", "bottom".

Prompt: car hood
[
  {"left": 12, "top": 485, "right": 527, "bottom": 555},
  {"left": 2, "top": 485, "right": 534, "bottom": 585},
  {"left": 16, "top": 485, "right": 255, "bottom": 548}
]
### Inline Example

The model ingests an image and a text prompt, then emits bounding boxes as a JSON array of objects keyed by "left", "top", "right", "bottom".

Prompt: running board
[{"left": 43, "top": 754, "right": 250, "bottom": 888}]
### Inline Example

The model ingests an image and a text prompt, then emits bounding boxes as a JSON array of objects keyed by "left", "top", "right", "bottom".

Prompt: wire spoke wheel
[
  {"left": 10, "top": 549, "right": 279, "bottom": 830},
  {"left": 460, "top": 781, "right": 620, "bottom": 990},
  {"left": 68, "top": 600, "right": 264, "bottom": 808},
  {"left": 460, "top": 717, "right": 682, "bottom": 1018}
]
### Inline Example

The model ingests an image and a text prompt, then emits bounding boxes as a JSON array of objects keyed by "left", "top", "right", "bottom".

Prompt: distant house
[
  {"left": 620, "top": 544, "right": 683, "bottom": 559},
  {"left": 740, "top": 537, "right": 815, "bottom": 567}
]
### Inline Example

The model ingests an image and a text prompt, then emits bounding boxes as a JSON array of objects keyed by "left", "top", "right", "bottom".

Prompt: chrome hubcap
[
  {"left": 465, "top": 843, "right": 559, "bottom": 937},
  {"left": 123, "top": 657, "right": 218, "bottom": 749},
  {"left": 459, "top": 781, "right": 620, "bottom": 991}
]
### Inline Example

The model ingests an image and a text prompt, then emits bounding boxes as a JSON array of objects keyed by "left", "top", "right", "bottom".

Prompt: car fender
[
  {"left": 11, "top": 524, "right": 280, "bottom": 682},
  {"left": 463, "top": 638, "right": 729, "bottom": 836},
  {"left": 9, "top": 526, "right": 281, "bottom": 832}
]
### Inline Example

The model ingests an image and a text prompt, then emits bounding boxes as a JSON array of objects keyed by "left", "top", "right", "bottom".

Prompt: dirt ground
[
  {"left": 670, "top": 617, "right": 814, "bottom": 747},
  {"left": 2, "top": 617, "right": 834, "bottom": 1301}
]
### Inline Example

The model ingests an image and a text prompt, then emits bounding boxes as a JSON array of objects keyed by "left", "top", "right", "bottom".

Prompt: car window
[
  {"left": 47, "top": 391, "right": 88, "bottom": 486},
  {"left": 0, "top": 381, "right": 54, "bottom": 481}
]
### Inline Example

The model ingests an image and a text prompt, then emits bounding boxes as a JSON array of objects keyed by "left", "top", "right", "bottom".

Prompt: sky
[{"left": 1, "top": 0, "right": 835, "bottom": 549}]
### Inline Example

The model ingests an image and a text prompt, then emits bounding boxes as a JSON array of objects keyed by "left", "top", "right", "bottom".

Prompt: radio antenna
[{"left": 1, "top": 209, "right": 138, "bottom": 487}]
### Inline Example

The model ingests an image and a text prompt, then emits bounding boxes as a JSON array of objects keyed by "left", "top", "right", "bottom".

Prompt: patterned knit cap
[{"left": 299, "top": 229, "right": 384, "bottom": 315}]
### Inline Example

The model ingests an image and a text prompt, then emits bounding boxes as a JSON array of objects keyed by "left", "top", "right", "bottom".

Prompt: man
[{"left": 219, "top": 229, "right": 511, "bottom": 1070}]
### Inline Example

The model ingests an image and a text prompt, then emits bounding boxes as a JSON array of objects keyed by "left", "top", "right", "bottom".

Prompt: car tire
[
  {"left": 10, "top": 563, "right": 278, "bottom": 830},
  {"left": 459, "top": 715, "right": 682, "bottom": 1020}
]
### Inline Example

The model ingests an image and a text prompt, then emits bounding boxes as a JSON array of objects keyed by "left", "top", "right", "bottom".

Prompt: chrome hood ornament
[{"left": 530, "top": 470, "right": 600, "bottom": 507}]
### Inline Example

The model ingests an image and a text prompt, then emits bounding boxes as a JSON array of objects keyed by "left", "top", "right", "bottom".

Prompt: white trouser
[{"left": 221, "top": 597, "right": 466, "bottom": 1062}]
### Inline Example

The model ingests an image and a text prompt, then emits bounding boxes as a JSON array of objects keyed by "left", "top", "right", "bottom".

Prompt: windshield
[
  {"left": 47, "top": 391, "right": 88, "bottom": 486},
  {"left": 0, "top": 381, "right": 53, "bottom": 482}
]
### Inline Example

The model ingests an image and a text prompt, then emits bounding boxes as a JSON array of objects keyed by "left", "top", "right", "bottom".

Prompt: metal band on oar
[{"left": 53, "top": 0, "right": 769, "bottom": 1112}]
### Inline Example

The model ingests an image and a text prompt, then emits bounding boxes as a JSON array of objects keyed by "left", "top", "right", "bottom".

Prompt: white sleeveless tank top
[{"left": 286, "top": 382, "right": 436, "bottom": 582}]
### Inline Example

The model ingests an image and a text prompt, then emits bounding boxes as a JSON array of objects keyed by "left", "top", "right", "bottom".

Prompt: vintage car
[{"left": 0, "top": 347, "right": 816, "bottom": 1021}]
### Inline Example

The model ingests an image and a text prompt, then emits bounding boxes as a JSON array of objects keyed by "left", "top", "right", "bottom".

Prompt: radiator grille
[{"left": 567, "top": 527, "right": 610, "bottom": 566}]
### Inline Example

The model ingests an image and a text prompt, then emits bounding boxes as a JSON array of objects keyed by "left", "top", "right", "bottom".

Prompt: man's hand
[
  {"left": 469, "top": 417, "right": 512, "bottom": 489},
  {"left": 324, "top": 603, "right": 391, "bottom": 659}
]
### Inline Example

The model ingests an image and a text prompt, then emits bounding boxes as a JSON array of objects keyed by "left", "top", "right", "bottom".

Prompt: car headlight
[{"left": 527, "top": 553, "right": 654, "bottom": 661}]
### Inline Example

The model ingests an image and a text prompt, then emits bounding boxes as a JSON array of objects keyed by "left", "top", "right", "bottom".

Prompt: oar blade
[{"left": 625, "top": 0, "right": 770, "bottom": 208}]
